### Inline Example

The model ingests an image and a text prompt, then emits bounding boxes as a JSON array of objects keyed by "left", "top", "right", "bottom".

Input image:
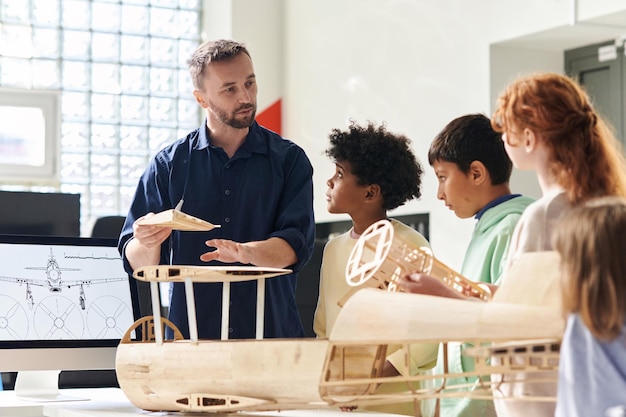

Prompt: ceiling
[{"left": 496, "top": 9, "right": 626, "bottom": 52}]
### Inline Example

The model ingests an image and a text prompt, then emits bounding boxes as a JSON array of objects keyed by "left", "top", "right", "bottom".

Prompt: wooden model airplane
[
  {"left": 338, "top": 219, "right": 491, "bottom": 307},
  {"left": 116, "top": 219, "right": 564, "bottom": 413},
  {"left": 137, "top": 200, "right": 220, "bottom": 231}
]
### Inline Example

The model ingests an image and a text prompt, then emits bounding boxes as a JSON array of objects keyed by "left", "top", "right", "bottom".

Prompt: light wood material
[
  {"left": 492, "top": 251, "right": 562, "bottom": 308},
  {"left": 116, "top": 252, "right": 564, "bottom": 412},
  {"left": 222, "top": 280, "right": 230, "bottom": 340},
  {"left": 133, "top": 265, "right": 289, "bottom": 343},
  {"left": 330, "top": 289, "right": 564, "bottom": 343},
  {"left": 116, "top": 339, "right": 330, "bottom": 412},
  {"left": 184, "top": 276, "right": 199, "bottom": 342},
  {"left": 137, "top": 208, "right": 220, "bottom": 231},
  {"left": 467, "top": 338, "right": 561, "bottom": 374},
  {"left": 120, "top": 316, "right": 183, "bottom": 343},
  {"left": 334, "top": 251, "right": 564, "bottom": 343},
  {"left": 133, "top": 265, "right": 291, "bottom": 282},
  {"left": 149, "top": 281, "right": 163, "bottom": 344},
  {"left": 345, "top": 219, "right": 492, "bottom": 302}
]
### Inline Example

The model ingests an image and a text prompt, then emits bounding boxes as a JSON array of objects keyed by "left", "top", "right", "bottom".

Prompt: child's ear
[
  {"left": 469, "top": 161, "right": 487, "bottom": 185},
  {"left": 365, "top": 184, "right": 381, "bottom": 200},
  {"left": 523, "top": 128, "right": 537, "bottom": 152}
]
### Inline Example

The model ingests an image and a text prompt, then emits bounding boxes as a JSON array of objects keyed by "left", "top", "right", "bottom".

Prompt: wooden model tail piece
[{"left": 345, "top": 219, "right": 491, "bottom": 301}]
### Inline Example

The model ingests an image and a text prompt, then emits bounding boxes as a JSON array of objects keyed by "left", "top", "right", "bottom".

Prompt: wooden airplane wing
[
  {"left": 137, "top": 209, "right": 220, "bottom": 231},
  {"left": 329, "top": 289, "right": 564, "bottom": 344},
  {"left": 330, "top": 251, "right": 565, "bottom": 344},
  {"left": 133, "top": 265, "right": 292, "bottom": 283}
]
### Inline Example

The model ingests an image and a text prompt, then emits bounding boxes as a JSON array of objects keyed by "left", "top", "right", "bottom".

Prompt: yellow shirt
[{"left": 313, "top": 219, "right": 438, "bottom": 415}]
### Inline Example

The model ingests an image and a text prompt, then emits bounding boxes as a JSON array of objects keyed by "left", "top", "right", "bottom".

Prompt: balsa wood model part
[
  {"left": 115, "top": 220, "right": 564, "bottom": 414},
  {"left": 137, "top": 201, "right": 220, "bottom": 232},
  {"left": 137, "top": 209, "right": 220, "bottom": 231}
]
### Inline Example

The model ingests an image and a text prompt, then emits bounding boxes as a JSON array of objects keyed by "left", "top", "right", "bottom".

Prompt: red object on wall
[{"left": 256, "top": 98, "right": 282, "bottom": 136}]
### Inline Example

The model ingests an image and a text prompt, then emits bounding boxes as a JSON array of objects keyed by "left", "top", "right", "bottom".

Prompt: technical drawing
[
  {"left": 87, "top": 295, "right": 134, "bottom": 339},
  {"left": 0, "top": 247, "right": 126, "bottom": 310},
  {"left": 33, "top": 295, "right": 84, "bottom": 339},
  {"left": 0, "top": 295, "right": 29, "bottom": 340}
]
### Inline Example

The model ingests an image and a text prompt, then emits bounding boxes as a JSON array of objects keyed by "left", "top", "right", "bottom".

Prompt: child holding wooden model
[{"left": 421, "top": 113, "right": 533, "bottom": 417}]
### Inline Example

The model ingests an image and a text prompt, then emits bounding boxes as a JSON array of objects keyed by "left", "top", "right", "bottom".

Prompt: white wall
[
  {"left": 282, "top": 0, "right": 626, "bottom": 269},
  {"left": 202, "top": 0, "right": 283, "bottom": 111},
  {"left": 489, "top": 46, "right": 563, "bottom": 200}
]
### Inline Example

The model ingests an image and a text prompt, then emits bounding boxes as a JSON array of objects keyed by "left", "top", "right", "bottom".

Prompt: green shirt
[{"left": 435, "top": 195, "right": 534, "bottom": 417}]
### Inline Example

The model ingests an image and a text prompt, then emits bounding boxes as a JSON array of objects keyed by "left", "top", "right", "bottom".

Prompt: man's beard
[{"left": 209, "top": 101, "right": 257, "bottom": 129}]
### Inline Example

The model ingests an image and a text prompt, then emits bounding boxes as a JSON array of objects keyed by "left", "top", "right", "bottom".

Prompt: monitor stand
[{"left": 14, "top": 370, "right": 88, "bottom": 402}]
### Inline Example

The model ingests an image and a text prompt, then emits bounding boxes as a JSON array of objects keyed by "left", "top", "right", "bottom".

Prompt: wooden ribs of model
[
  {"left": 115, "top": 234, "right": 565, "bottom": 413},
  {"left": 133, "top": 265, "right": 292, "bottom": 283},
  {"left": 345, "top": 219, "right": 492, "bottom": 301}
]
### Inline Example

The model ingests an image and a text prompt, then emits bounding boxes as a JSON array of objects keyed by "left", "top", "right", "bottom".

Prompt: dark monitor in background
[
  {"left": 0, "top": 190, "right": 80, "bottom": 237},
  {"left": 296, "top": 213, "right": 429, "bottom": 337}
]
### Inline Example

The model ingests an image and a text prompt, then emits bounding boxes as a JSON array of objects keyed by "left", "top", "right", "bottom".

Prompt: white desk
[
  {"left": 0, "top": 388, "right": 156, "bottom": 417},
  {"left": 0, "top": 388, "right": 398, "bottom": 417}
]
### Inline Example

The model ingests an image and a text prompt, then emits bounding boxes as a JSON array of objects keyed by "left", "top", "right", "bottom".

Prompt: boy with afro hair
[{"left": 314, "top": 120, "right": 438, "bottom": 415}]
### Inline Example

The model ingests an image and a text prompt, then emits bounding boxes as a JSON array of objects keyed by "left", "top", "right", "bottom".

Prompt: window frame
[{"left": 0, "top": 88, "right": 61, "bottom": 185}]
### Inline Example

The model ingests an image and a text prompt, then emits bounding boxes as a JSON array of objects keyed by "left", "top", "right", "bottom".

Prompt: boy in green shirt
[
  {"left": 429, "top": 114, "right": 533, "bottom": 286},
  {"left": 420, "top": 113, "right": 534, "bottom": 417}
]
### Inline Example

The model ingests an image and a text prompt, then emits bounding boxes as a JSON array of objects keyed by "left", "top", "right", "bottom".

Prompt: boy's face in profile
[
  {"left": 432, "top": 160, "right": 483, "bottom": 219},
  {"left": 325, "top": 161, "right": 370, "bottom": 215}
]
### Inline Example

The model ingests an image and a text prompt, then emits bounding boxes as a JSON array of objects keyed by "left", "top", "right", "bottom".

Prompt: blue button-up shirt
[{"left": 119, "top": 121, "right": 315, "bottom": 340}]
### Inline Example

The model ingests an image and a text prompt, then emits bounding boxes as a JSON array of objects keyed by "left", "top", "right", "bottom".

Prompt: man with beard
[{"left": 119, "top": 39, "right": 315, "bottom": 340}]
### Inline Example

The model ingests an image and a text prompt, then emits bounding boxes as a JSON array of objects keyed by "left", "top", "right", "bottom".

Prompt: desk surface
[{"left": 0, "top": 388, "right": 399, "bottom": 417}]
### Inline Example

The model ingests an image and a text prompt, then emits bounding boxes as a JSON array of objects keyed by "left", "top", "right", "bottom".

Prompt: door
[{"left": 565, "top": 40, "right": 626, "bottom": 144}]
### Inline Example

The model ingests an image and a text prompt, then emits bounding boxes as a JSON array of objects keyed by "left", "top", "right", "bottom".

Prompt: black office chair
[{"left": 90, "top": 215, "right": 126, "bottom": 239}]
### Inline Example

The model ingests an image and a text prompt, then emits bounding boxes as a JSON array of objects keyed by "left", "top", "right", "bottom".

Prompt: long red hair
[{"left": 492, "top": 72, "right": 626, "bottom": 204}]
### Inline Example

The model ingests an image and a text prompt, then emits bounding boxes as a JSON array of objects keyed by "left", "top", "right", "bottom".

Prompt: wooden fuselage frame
[
  {"left": 116, "top": 219, "right": 564, "bottom": 413},
  {"left": 116, "top": 262, "right": 563, "bottom": 412}
]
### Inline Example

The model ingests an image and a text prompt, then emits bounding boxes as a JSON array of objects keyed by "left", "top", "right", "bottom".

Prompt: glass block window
[{"left": 0, "top": 0, "right": 202, "bottom": 235}]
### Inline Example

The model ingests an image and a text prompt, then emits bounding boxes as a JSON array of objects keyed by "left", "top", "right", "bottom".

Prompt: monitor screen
[
  {"left": 0, "top": 190, "right": 80, "bottom": 237},
  {"left": 0, "top": 234, "right": 139, "bottom": 400}
]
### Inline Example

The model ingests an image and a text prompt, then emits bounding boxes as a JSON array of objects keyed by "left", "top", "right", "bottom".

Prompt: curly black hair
[{"left": 325, "top": 121, "right": 424, "bottom": 211}]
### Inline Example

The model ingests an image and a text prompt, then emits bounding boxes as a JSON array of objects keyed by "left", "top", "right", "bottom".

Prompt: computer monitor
[
  {"left": 0, "top": 234, "right": 139, "bottom": 401},
  {"left": 0, "top": 190, "right": 80, "bottom": 237}
]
